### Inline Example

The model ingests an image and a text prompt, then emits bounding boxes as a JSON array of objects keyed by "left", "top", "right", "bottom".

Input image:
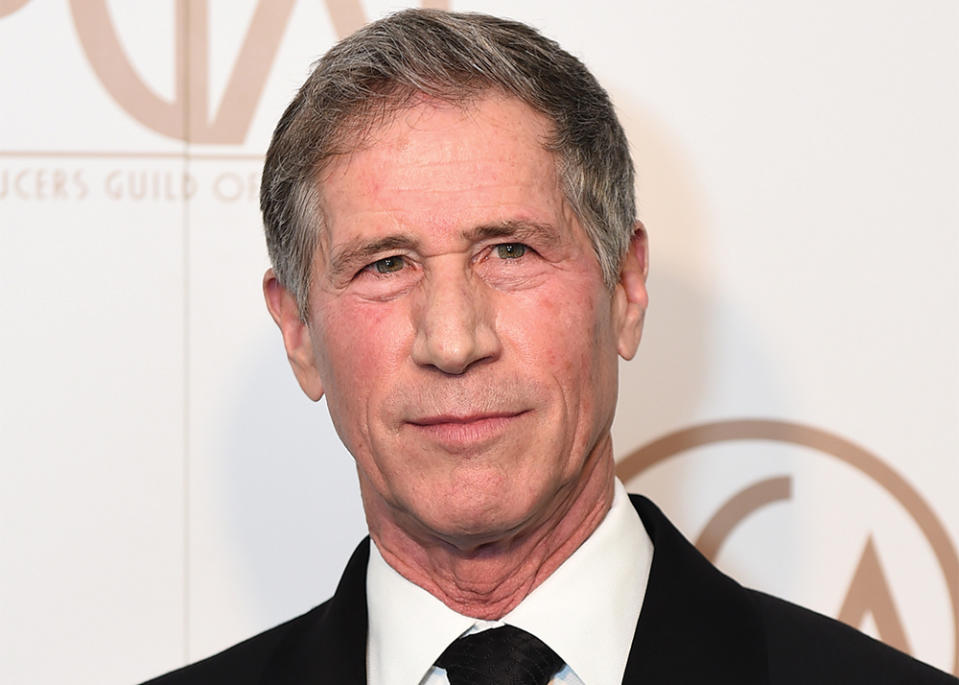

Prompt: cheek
[
  {"left": 316, "top": 299, "right": 408, "bottom": 401},
  {"left": 550, "top": 281, "right": 619, "bottom": 421},
  {"left": 510, "top": 278, "right": 610, "bottom": 382}
]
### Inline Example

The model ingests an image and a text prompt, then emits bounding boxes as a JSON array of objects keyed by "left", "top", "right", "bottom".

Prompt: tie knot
[{"left": 435, "top": 625, "right": 564, "bottom": 685}]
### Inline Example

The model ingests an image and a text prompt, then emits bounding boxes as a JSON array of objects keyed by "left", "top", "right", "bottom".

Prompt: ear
[
  {"left": 613, "top": 222, "right": 649, "bottom": 361},
  {"left": 263, "top": 269, "right": 325, "bottom": 401}
]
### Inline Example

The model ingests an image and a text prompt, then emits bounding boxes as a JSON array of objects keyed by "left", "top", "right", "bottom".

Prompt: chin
[{"left": 417, "top": 488, "right": 548, "bottom": 550}]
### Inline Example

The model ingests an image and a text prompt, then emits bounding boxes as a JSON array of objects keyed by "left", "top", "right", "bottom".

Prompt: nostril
[{"left": 420, "top": 331, "right": 478, "bottom": 375}]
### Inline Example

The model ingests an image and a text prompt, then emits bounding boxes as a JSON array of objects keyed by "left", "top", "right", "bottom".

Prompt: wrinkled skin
[{"left": 265, "top": 94, "right": 648, "bottom": 617}]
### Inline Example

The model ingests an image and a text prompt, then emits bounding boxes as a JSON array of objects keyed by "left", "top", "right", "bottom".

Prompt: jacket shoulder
[
  {"left": 139, "top": 601, "right": 333, "bottom": 685},
  {"left": 140, "top": 537, "right": 371, "bottom": 685},
  {"left": 749, "top": 590, "right": 957, "bottom": 684},
  {"left": 627, "top": 494, "right": 956, "bottom": 684}
]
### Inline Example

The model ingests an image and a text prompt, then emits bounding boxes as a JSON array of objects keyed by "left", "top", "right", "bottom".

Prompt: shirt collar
[
  {"left": 366, "top": 540, "right": 475, "bottom": 685},
  {"left": 366, "top": 479, "right": 653, "bottom": 685}
]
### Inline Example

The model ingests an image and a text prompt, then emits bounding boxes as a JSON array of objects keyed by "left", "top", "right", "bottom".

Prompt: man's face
[{"left": 270, "top": 95, "right": 647, "bottom": 548}]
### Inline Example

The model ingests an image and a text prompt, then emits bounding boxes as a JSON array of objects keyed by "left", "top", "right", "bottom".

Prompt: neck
[{"left": 364, "top": 440, "right": 616, "bottom": 620}]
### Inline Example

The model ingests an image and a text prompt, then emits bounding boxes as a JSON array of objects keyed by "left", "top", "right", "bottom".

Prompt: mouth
[{"left": 406, "top": 411, "right": 528, "bottom": 450}]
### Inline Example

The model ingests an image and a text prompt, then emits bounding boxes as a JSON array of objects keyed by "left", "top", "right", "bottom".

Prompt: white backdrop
[{"left": 1, "top": 1, "right": 956, "bottom": 683}]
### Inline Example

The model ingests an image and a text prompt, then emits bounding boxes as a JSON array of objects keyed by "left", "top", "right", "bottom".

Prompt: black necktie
[{"left": 434, "top": 625, "right": 565, "bottom": 685}]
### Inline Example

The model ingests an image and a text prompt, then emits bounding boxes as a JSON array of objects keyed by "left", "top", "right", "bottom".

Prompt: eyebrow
[
  {"left": 329, "top": 234, "right": 420, "bottom": 280},
  {"left": 463, "top": 220, "right": 560, "bottom": 245},
  {"left": 327, "top": 220, "right": 560, "bottom": 279}
]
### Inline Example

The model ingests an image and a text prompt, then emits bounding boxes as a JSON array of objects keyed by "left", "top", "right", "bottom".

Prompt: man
[{"left": 145, "top": 9, "right": 956, "bottom": 684}]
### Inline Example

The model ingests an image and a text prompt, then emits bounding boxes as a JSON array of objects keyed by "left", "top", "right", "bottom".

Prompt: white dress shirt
[{"left": 366, "top": 479, "right": 653, "bottom": 685}]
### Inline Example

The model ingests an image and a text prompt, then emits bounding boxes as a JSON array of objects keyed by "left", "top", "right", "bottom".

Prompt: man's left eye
[
  {"left": 495, "top": 243, "right": 527, "bottom": 259},
  {"left": 371, "top": 256, "right": 406, "bottom": 274}
]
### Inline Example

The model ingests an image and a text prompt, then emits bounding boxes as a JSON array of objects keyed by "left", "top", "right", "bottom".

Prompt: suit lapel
[
  {"left": 262, "top": 538, "right": 370, "bottom": 684},
  {"left": 622, "top": 495, "right": 770, "bottom": 684}
]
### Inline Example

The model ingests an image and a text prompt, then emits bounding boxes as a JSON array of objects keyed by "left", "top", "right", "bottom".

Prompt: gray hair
[{"left": 261, "top": 9, "right": 636, "bottom": 320}]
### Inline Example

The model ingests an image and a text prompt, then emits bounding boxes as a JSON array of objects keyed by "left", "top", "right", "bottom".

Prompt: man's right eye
[{"left": 370, "top": 256, "right": 406, "bottom": 274}]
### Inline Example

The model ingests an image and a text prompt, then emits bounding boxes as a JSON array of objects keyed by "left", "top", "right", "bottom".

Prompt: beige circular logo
[
  {"left": 617, "top": 418, "right": 958, "bottom": 675},
  {"left": 43, "top": 0, "right": 449, "bottom": 144}
]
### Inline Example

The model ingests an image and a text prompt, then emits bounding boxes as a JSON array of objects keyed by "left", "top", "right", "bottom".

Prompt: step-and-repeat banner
[{"left": 2, "top": 2, "right": 956, "bottom": 682}]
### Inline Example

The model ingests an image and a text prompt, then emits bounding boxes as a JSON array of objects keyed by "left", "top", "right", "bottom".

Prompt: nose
[{"left": 411, "top": 264, "right": 500, "bottom": 374}]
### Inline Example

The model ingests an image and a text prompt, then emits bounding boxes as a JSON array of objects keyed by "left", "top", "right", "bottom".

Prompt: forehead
[{"left": 316, "top": 95, "right": 567, "bottom": 246}]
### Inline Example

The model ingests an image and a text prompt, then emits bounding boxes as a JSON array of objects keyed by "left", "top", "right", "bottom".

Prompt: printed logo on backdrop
[
  {"left": 618, "top": 419, "right": 959, "bottom": 675},
  {"left": 0, "top": 0, "right": 448, "bottom": 202}
]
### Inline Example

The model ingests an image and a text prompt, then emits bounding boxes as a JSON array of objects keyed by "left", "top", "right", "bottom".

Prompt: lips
[
  {"left": 409, "top": 411, "right": 521, "bottom": 426},
  {"left": 406, "top": 411, "right": 528, "bottom": 450}
]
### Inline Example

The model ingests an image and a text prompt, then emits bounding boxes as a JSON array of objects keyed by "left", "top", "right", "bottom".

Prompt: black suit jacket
[{"left": 144, "top": 495, "right": 956, "bottom": 684}]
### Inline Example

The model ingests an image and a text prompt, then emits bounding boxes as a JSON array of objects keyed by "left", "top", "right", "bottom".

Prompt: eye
[
  {"left": 495, "top": 243, "right": 527, "bottom": 259},
  {"left": 370, "top": 255, "right": 406, "bottom": 274}
]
